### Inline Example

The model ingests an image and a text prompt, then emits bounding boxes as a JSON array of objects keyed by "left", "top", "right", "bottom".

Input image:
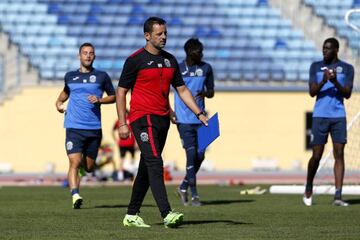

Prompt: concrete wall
[{"left": 0, "top": 86, "right": 332, "bottom": 173}]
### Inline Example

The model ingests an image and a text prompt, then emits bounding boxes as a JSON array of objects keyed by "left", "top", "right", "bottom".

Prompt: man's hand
[
  {"left": 170, "top": 109, "right": 177, "bottom": 124},
  {"left": 56, "top": 102, "right": 66, "bottom": 113},
  {"left": 118, "top": 124, "right": 130, "bottom": 139},
  {"left": 198, "top": 114, "right": 209, "bottom": 126},
  {"left": 324, "top": 68, "right": 336, "bottom": 81},
  {"left": 88, "top": 95, "right": 100, "bottom": 104},
  {"left": 327, "top": 68, "right": 337, "bottom": 84}
]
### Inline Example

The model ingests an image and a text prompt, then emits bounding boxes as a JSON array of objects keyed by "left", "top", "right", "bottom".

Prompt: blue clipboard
[{"left": 197, "top": 112, "right": 220, "bottom": 152}]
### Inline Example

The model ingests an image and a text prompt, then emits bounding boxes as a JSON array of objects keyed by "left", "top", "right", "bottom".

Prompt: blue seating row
[{"left": 0, "top": 0, "right": 323, "bottom": 83}]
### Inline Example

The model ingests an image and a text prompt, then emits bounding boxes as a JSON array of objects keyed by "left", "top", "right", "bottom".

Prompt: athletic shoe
[
  {"left": 72, "top": 194, "right": 83, "bottom": 209},
  {"left": 176, "top": 188, "right": 189, "bottom": 206},
  {"left": 163, "top": 211, "right": 184, "bottom": 228},
  {"left": 302, "top": 195, "right": 312, "bottom": 206},
  {"left": 123, "top": 214, "right": 150, "bottom": 228},
  {"left": 191, "top": 197, "right": 202, "bottom": 207},
  {"left": 78, "top": 166, "right": 86, "bottom": 177},
  {"left": 333, "top": 199, "right": 349, "bottom": 207}
]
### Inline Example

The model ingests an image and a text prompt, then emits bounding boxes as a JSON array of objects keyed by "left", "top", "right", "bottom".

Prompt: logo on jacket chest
[
  {"left": 164, "top": 59, "right": 171, "bottom": 67},
  {"left": 189, "top": 68, "right": 203, "bottom": 77},
  {"left": 89, "top": 75, "right": 97, "bottom": 83}
]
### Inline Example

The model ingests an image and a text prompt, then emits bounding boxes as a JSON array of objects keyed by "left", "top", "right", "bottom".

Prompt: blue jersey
[
  {"left": 174, "top": 60, "right": 214, "bottom": 124},
  {"left": 64, "top": 68, "right": 115, "bottom": 129},
  {"left": 309, "top": 60, "right": 354, "bottom": 118}
]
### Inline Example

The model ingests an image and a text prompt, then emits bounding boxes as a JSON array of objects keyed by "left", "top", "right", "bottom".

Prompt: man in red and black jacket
[{"left": 116, "top": 16, "right": 208, "bottom": 228}]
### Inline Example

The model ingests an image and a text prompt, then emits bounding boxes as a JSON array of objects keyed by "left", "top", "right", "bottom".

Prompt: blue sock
[
  {"left": 180, "top": 146, "right": 197, "bottom": 191},
  {"left": 180, "top": 179, "right": 188, "bottom": 191},
  {"left": 335, "top": 188, "right": 342, "bottom": 200},
  {"left": 71, "top": 188, "right": 79, "bottom": 196},
  {"left": 190, "top": 185, "right": 198, "bottom": 199}
]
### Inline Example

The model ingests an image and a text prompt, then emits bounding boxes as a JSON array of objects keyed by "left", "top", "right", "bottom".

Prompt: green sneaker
[
  {"left": 123, "top": 214, "right": 150, "bottom": 228},
  {"left": 78, "top": 166, "right": 86, "bottom": 177},
  {"left": 163, "top": 211, "right": 184, "bottom": 228},
  {"left": 72, "top": 194, "right": 83, "bottom": 209}
]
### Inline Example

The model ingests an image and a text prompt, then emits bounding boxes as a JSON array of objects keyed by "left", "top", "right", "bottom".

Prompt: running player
[{"left": 55, "top": 43, "right": 115, "bottom": 209}]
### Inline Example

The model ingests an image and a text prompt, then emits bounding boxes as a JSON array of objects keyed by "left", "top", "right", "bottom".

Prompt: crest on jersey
[
  {"left": 66, "top": 141, "right": 73, "bottom": 151},
  {"left": 140, "top": 132, "right": 149, "bottom": 142},
  {"left": 89, "top": 75, "right": 96, "bottom": 83},
  {"left": 195, "top": 68, "right": 203, "bottom": 76},
  {"left": 336, "top": 66, "right": 343, "bottom": 73},
  {"left": 164, "top": 59, "right": 171, "bottom": 67}
]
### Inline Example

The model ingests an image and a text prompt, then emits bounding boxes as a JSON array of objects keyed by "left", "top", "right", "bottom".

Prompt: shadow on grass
[
  {"left": 345, "top": 199, "right": 360, "bottom": 205},
  {"left": 155, "top": 220, "right": 252, "bottom": 227},
  {"left": 93, "top": 204, "right": 155, "bottom": 209},
  {"left": 201, "top": 199, "right": 254, "bottom": 205},
  {"left": 182, "top": 220, "right": 252, "bottom": 225}
]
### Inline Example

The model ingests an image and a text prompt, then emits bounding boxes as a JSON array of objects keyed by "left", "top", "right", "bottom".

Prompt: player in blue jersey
[
  {"left": 55, "top": 43, "right": 116, "bottom": 209},
  {"left": 173, "top": 38, "right": 214, "bottom": 206},
  {"left": 303, "top": 38, "right": 354, "bottom": 207}
]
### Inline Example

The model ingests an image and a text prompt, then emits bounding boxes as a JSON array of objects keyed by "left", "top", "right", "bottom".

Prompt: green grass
[{"left": 1, "top": 185, "right": 360, "bottom": 240}]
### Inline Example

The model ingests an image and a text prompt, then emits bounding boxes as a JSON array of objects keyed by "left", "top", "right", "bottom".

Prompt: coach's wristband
[
  {"left": 119, "top": 123, "right": 127, "bottom": 127},
  {"left": 196, "top": 111, "right": 205, "bottom": 119}
]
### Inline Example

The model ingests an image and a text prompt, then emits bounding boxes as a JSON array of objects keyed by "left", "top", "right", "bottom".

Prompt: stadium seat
[
  {"left": 353, "top": 0, "right": 360, "bottom": 6},
  {"left": 0, "top": 0, "right": 322, "bottom": 84},
  {"left": 305, "top": 0, "right": 359, "bottom": 53}
]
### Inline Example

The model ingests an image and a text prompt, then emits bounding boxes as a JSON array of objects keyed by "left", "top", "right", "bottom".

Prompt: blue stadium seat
[
  {"left": 0, "top": 0, "right": 322, "bottom": 84},
  {"left": 86, "top": 15, "right": 100, "bottom": 25},
  {"left": 353, "top": 0, "right": 360, "bottom": 6},
  {"left": 305, "top": 0, "right": 359, "bottom": 53},
  {"left": 274, "top": 39, "right": 288, "bottom": 49}
]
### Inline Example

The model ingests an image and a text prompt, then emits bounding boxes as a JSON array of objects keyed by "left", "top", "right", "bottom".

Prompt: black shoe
[
  {"left": 176, "top": 188, "right": 189, "bottom": 206},
  {"left": 191, "top": 197, "right": 202, "bottom": 207}
]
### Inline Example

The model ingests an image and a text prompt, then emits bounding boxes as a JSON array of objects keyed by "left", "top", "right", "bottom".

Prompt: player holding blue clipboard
[{"left": 173, "top": 38, "right": 216, "bottom": 207}]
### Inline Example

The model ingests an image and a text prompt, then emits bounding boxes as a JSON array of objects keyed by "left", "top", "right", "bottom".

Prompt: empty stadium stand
[
  {"left": 0, "top": 0, "right": 327, "bottom": 86},
  {"left": 304, "top": 0, "right": 360, "bottom": 53}
]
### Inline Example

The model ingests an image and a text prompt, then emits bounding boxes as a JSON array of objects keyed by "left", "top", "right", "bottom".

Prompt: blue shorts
[
  {"left": 310, "top": 118, "right": 347, "bottom": 145},
  {"left": 177, "top": 123, "right": 204, "bottom": 153},
  {"left": 65, "top": 128, "right": 102, "bottom": 160}
]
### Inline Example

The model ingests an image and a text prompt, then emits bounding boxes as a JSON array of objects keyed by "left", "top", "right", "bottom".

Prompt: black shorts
[
  {"left": 120, "top": 146, "right": 135, "bottom": 158},
  {"left": 65, "top": 128, "right": 102, "bottom": 160}
]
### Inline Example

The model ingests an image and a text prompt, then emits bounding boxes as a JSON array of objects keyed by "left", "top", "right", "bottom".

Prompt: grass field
[{"left": 1, "top": 185, "right": 360, "bottom": 240}]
